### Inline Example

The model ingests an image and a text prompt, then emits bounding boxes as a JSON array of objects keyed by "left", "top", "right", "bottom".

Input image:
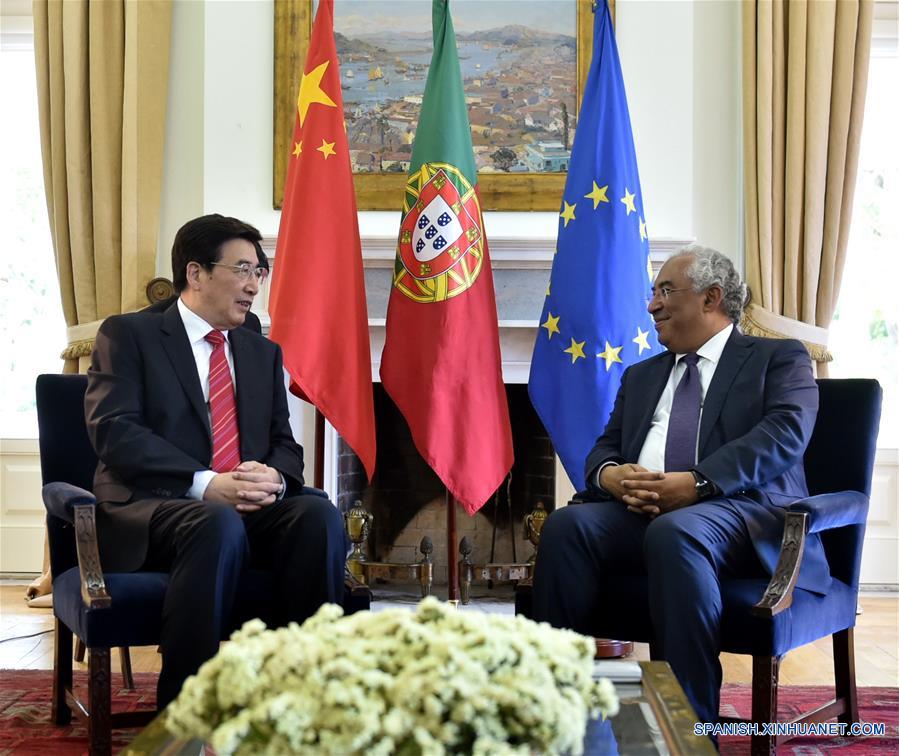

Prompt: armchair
[
  {"left": 36, "top": 373, "right": 370, "bottom": 755},
  {"left": 517, "top": 378, "right": 882, "bottom": 755}
]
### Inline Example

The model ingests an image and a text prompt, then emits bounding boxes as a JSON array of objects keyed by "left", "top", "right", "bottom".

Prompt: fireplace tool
[{"left": 458, "top": 473, "right": 549, "bottom": 604}]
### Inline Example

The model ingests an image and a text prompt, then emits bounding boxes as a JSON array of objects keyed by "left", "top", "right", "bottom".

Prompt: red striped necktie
[{"left": 205, "top": 330, "right": 241, "bottom": 472}]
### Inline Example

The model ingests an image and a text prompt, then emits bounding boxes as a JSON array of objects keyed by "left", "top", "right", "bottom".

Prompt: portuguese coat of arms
[{"left": 394, "top": 164, "right": 484, "bottom": 303}]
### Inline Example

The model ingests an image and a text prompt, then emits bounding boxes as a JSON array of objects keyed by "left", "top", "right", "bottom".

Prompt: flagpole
[
  {"left": 446, "top": 490, "right": 459, "bottom": 600},
  {"left": 313, "top": 408, "right": 325, "bottom": 489}
]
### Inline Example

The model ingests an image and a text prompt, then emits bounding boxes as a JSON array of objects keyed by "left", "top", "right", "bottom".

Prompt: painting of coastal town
[{"left": 331, "top": 0, "right": 577, "bottom": 175}]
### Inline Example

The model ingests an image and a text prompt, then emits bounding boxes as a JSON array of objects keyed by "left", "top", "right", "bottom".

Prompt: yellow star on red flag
[
  {"left": 298, "top": 60, "right": 337, "bottom": 127},
  {"left": 317, "top": 139, "right": 336, "bottom": 159}
]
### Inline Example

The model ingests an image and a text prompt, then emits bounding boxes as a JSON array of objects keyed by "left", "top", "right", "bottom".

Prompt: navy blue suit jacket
[{"left": 585, "top": 329, "right": 830, "bottom": 594}]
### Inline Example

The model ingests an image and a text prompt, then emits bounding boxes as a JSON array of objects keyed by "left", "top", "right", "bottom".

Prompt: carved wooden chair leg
[
  {"left": 78, "top": 637, "right": 134, "bottom": 690},
  {"left": 750, "top": 654, "right": 779, "bottom": 756},
  {"left": 833, "top": 627, "right": 859, "bottom": 724},
  {"left": 52, "top": 618, "right": 73, "bottom": 725},
  {"left": 120, "top": 646, "right": 135, "bottom": 690},
  {"left": 88, "top": 647, "right": 113, "bottom": 756}
]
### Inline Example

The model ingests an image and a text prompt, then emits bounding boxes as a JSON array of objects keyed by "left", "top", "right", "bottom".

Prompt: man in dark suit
[
  {"left": 85, "top": 214, "right": 347, "bottom": 707},
  {"left": 533, "top": 245, "right": 825, "bottom": 726}
]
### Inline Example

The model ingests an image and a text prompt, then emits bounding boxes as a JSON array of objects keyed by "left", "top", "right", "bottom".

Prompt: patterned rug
[
  {"left": 719, "top": 683, "right": 899, "bottom": 754},
  {"left": 0, "top": 670, "right": 896, "bottom": 754},
  {"left": 0, "top": 670, "right": 156, "bottom": 754}
]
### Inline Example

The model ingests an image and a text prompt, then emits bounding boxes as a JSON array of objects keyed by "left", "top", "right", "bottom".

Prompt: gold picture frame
[{"left": 273, "top": 0, "right": 613, "bottom": 211}]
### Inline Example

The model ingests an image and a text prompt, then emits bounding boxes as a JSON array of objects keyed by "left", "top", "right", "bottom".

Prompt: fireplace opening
[{"left": 336, "top": 383, "right": 555, "bottom": 585}]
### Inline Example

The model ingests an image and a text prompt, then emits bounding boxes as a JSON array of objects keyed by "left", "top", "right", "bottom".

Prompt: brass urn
[
  {"left": 523, "top": 501, "right": 548, "bottom": 563},
  {"left": 344, "top": 501, "right": 373, "bottom": 580}
]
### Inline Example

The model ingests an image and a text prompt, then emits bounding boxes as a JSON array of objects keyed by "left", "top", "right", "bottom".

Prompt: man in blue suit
[{"left": 533, "top": 245, "right": 826, "bottom": 726}]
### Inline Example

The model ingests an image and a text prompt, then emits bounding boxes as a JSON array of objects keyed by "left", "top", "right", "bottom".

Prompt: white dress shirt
[
  {"left": 177, "top": 299, "right": 287, "bottom": 504},
  {"left": 636, "top": 322, "right": 734, "bottom": 471},
  {"left": 177, "top": 298, "right": 235, "bottom": 499},
  {"left": 177, "top": 298, "right": 236, "bottom": 402},
  {"left": 595, "top": 323, "right": 735, "bottom": 490},
  {"left": 176, "top": 299, "right": 287, "bottom": 501}
]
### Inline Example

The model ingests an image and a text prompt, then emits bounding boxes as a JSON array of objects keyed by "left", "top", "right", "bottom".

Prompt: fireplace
[
  {"left": 257, "top": 233, "right": 678, "bottom": 585},
  {"left": 336, "top": 383, "right": 554, "bottom": 585}
]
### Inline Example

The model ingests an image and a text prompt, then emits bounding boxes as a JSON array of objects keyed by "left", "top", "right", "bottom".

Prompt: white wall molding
[
  {"left": 861, "top": 448, "right": 899, "bottom": 585},
  {"left": 0, "top": 439, "right": 44, "bottom": 572},
  {"left": 261, "top": 234, "right": 691, "bottom": 271}
]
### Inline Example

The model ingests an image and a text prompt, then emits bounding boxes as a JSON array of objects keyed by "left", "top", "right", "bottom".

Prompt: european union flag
[{"left": 528, "top": 0, "right": 661, "bottom": 490}]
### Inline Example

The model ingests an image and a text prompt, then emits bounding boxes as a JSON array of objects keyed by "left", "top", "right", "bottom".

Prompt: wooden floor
[{"left": 1, "top": 583, "right": 896, "bottom": 686}]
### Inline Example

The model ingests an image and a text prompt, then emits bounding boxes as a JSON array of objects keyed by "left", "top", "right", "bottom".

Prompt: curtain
[
  {"left": 742, "top": 0, "right": 873, "bottom": 371},
  {"left": 33, "top": 0, "right": 172, "bottom": 373},
  {"left": 26, "top": 0, "right": 172, "bottom": 602}
]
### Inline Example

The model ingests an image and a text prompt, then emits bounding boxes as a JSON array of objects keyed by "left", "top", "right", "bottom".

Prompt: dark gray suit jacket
[
  {"left": 84, "top": 301, "right": 303, "bottom": 571},
  {"left": 585, "top": 329, "right": 830, "bottom": 594}
]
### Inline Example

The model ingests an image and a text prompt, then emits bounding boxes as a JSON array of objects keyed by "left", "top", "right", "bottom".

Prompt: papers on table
[{"left": 593, "top": 660, "right": 643, "bottom": 683}]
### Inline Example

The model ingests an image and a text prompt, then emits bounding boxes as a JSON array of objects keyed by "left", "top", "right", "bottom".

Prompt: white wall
[
  {"left": 617, "top": 0, "right": 694, "bottom": 241},
  {"left": 156, "top": 0, "right": 205, "bottom": 277},
  {"left": 203, "top": 2, "right": 276, "bottom": 229},
  {"left": 691, "top": 0, "right": 743, "bottom": 267}
]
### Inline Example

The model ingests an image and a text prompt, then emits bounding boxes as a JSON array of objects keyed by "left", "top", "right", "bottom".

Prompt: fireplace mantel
[{"left": 256, "top": 233, "right": 690, "bottom": 383}]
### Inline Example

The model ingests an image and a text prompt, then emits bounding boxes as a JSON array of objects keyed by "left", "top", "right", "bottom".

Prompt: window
[
  {"left": 0, "top": 14, "right": 65, "bottom": 439},
  {"left": 828, "top": 3, "right": 898, "bottom": 449}
]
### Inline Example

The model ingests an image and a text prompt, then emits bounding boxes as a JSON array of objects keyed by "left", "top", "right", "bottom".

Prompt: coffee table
[
  {"left": 124, "top": 660, "right": 714, "bottom": 755},
  {"left": 592, "top": 661, "right": 717, "bottom": 754}
]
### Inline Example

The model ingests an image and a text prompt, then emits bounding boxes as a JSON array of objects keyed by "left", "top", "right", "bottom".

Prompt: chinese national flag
[
  {"left": 380, "top": 0, "right": 513, "bottom": 514},
  {"left": 269, "top": 0, "right": 375, "bottom": 480}
]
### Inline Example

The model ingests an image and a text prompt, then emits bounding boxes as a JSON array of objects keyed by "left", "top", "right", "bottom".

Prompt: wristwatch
[{"left": 691, "top": 470, "right": 717, "bottom": 500}]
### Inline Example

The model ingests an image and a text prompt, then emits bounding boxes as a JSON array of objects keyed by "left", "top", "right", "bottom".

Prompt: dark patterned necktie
[
  {"left": 205, "top": 330, "right": 241, "bottom": 472},
  {"left": 664, "top": 353, "right": 701, "bottom": 472}
]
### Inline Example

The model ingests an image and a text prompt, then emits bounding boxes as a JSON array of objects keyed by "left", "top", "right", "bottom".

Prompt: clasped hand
[
  {"left": 203, "top": 461, "right": 283, "bottom": 513},
  {"left": 599, "top": 464, "right": 697, "bottom": 517}
]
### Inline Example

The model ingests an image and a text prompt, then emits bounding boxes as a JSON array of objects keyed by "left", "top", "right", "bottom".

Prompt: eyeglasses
[
  {"left": 649, "top": 286, "right": 692, "bottom": 301},
  {"left": 210, "top": 262, "right": 270, "bottom": 282}
]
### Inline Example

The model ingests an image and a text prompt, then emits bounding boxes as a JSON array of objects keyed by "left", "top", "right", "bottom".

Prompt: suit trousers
[
  {"left": 142, "top": 494, "right": 347, "bottom": 708},
  {"left": 532, "top": 499, "right": 766, "bottom": 724}
]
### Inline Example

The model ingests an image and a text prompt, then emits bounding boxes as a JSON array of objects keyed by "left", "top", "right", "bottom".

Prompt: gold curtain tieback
[
  {"left": 739, "top": 304, "right": 832, "bottom": 362},
  {"left": 61, "top": 319, "right": 105, "bottom": 361}
]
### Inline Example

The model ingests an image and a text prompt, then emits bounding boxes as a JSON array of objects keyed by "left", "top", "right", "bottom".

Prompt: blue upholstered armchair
[
  {"left": 517, "top": 378, "right": 882, "bottom": 756},
  {"left": 36, "top": 373, "right": 370, "bottom": 755}
]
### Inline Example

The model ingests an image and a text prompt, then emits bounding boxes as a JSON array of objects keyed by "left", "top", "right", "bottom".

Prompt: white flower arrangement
[{"left": 165, "top": 597, "right": 618, "bottom": 755}]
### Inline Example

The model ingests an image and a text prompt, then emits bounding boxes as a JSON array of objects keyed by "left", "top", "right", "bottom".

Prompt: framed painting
[{"left": 273, "top": 0, "right": 613, "bottom": 211}]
